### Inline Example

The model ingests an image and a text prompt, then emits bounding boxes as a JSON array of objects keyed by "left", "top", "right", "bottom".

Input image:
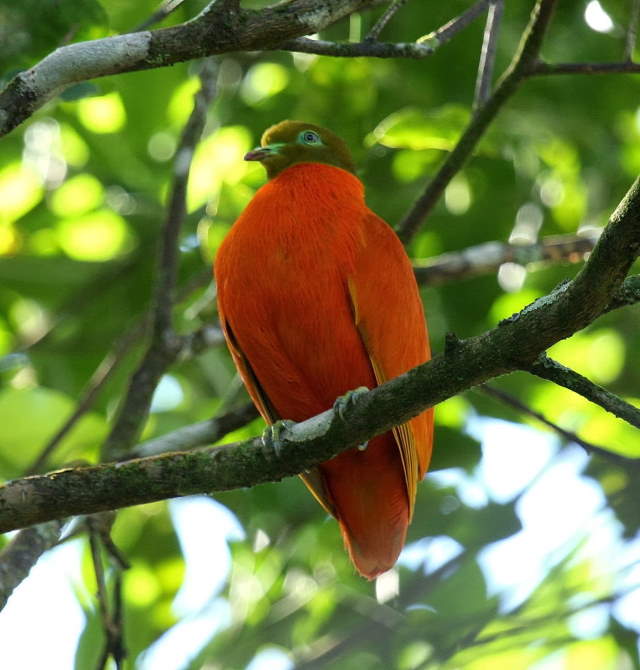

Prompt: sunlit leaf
[
  {"left": 56, "top": 209, "right": 133, "bottom": 261},
  {"left": 76, "top": 92, "right": 127, "bottom": 134},
  {"left": 0, "top": 163, "right": 43, "bottom": 225},
  {"left": 371, "top": 105, "right": 470, "bottom": 151},
  {"left": 50, "top": 173, "right": 104, "bottom": 217}
]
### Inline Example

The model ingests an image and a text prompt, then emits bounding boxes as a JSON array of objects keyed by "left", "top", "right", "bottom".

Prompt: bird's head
[{"left": 244, "top": 120, "right": 356, "bottom": 179}]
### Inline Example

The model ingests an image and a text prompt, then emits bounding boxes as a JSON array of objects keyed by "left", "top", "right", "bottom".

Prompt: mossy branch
[{"left": 1, "top": 172, "right": 638, "bottom": 533}]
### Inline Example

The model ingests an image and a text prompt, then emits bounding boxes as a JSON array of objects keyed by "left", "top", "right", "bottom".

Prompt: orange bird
[{"left": 215, "top": 121, "right": 434, "bottom": 579}]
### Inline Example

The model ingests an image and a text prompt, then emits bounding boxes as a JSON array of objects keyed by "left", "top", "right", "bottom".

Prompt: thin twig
[
  {"left": 25, "top": 303, "right": 222, "bottom": 475},
  {"left": 278, "top": 37, "right": 435, "bottom": 58},
  {"left": 532, "top": 61, "right": 640, "bottom": 75},
  {"left": 178, "top": 323, "right": 225, "bottom": 358},
  {"left": 130, "top": 402, "right": 258, "bottom": 459},
  {"left": 102, "top": 60, "right": 219, "bottom": 460},
  {"left": 398, "top": 0, "right": 558, "bottom": 243},
  {"left": 626, "top": 0, "right": 640, "bottom": 61},
  {"left": 473, "top": 0, "right": 504, "bottom": 111},
  {"left": 365, "top": 0, "right": 411, "bottom": 41},
  {"left": 88, "top": 518, "right": 126, "bottom": 670},
  {"left": 528, "top": 355, "right": 640, "bottom": 430},
  {"left": 413, "top": 232, "right": 599, "bottom": 286},
  {"left": 421, "top": 0, "right": 493, "bottom": 46},
  {"left": 0, "top": 521, "right": 63, "bottom": 612},
  {"left": 279, "top": 0, "right": 491, "bottom": 59},
  {"left": 25, "top": 321, "right": 148, "bottom": 475},
  {"left": 477, "top": 384, "right": 639, "bottom": 465},
  {"left": 89, "top": 527, "right": 110, "bottom": 670},
  {"left": 133, "top": 0, "right": 187, "bottom": 32}
]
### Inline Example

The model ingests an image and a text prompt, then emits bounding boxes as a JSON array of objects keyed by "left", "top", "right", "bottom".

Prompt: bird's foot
[
  {"left": 333, "top": 387, "right": 369, "bottom": 452},
  {"left": 333, "top": 386, "right": 369, "bottom": 420},
  {"left": 261, "top": 419, "right": 295, "bottom": 458}
]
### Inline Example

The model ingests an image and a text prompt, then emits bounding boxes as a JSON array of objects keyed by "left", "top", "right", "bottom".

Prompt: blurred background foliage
[{"left": 0, "top": 0, "right": 640, "bottom": 668}]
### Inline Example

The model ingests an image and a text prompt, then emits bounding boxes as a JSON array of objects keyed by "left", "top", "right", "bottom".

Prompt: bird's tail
[{"left": 321, "top": 433, "right": 410, "bottom": 580}]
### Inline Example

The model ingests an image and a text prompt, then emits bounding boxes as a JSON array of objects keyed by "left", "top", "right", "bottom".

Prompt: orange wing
[
  {"left": 216, "top": 301, "right": 336, "bottom": 517},
  {"left": 348, "top": 211, "right": 434, "bottom": 518}
]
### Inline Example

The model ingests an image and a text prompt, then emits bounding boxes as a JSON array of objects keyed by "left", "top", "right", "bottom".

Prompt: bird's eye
[{"left": 299, "top": 130, "right": 322, "bottom": 145}]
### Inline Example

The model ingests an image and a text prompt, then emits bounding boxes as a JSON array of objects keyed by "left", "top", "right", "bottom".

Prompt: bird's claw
[
  {"left": 261, "top": 419, "right": 295, "bottom": 458},
  {"left": 333, "top": 386, "right": 369, "bottom": 420},
  {"left": 333, "top": 387, "right": 370, "bottom": 452}
]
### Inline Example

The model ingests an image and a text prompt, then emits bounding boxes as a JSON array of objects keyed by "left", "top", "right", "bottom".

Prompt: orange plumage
[{"left": 214, "top": 121, "right": 434, "bottom": 579}]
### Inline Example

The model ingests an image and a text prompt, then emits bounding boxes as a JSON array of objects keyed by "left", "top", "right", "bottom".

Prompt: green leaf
[{"left": 371, "top": 105, "right": 471, "bottom": 151}]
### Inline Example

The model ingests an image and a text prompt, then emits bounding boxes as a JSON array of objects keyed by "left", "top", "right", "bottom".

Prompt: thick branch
[
  {"left": 0, "top": 0, "right": 383, "bottom": 137},
  {"left": 1, "top": 171, "right": 638, "bottom": 532},
  {"left": 398, "top": 0, "right": 558, "bottom": 243},
  {"left": 604, "top": 274, "right": 640, "bottom": 312}
]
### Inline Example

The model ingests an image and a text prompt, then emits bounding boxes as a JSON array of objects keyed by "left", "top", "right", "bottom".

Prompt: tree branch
[
  {"left": 420, "top": 0, "right": 493, "bottom": 46},
  {"left": 473, "top": 0, "right": 504, "bottom": 111},
  {"left": 532, "top": 61, "right": 640, "bottom": 75},
  {"left": 626, "top": 0, "right": 640, "bottom": 61},
  {"left": 1, "top": 170, "right": 638, "bottom": 533},
  {"left": 413, "top": 232, "right": 599, "bottom": 286},
  {"left": 604, "top": 274, "right": 640, "bottom": 313},
  {"left": 278, "top": 0, "right": 492, "bottom": 59},
  {"left": 133, "top": 0, "right": 187, "bottom": 32},
  {"left": 102, "top": 60, "right": 218, "bottom": 459},
  {"left": 130, "top": 402, "right": 258, "bottom": 459},
  {"left": 0, "top": 521, "right": 63, "bottom": 609},
  {"left": 398, "top": 0, "right": 558, "bottom": 243},
  {"left": 88, "top": 517, "right": 126, "bottom": 670},
  {"left": 528, "top": 355, "right": 640, "bottom": 430},
  {"left": 477, "top": 384, "right": 639, "bottom": 465},
  {"left": 277, "top": 37, "right": 435, "bottom": 58},
  {"left": 0, "top": 0, "right": 385, "bottom": 137},
  {"left": 25, "top": 321, "right": 148, "bottom": 475},
  {"left": 365, "top": 0, "right": 411, "bottom": 41}
]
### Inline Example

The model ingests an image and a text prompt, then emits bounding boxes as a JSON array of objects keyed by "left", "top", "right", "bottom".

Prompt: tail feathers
[
  {"left": 320, "top": 433, "right": 410, "bottom": 580},
  {"left": 338, "top": 513, "right": 408, "bottom": 580}
]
